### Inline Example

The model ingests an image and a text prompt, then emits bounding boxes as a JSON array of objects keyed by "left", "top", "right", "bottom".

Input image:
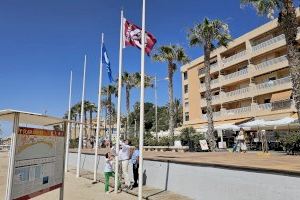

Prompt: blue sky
[{"left": 0, "top": 0, "right": 269, "bottom": 136}]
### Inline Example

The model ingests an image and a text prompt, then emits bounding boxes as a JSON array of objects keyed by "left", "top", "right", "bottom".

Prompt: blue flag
[{"left": 102, "top": 44, "right": 114, "bottom": 82}]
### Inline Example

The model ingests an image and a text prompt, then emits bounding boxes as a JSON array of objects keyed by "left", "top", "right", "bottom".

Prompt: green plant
[
  {"left": 157, "top": 136, "right": 173, "bottom": 146},
  {"left": 69, "top": 139, "right": 79, "bottom": 149}
]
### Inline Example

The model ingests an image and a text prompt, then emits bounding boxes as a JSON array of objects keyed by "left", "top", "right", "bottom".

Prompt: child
[{"left": 104, "top": 152, "right": 120, "bottom": 194}]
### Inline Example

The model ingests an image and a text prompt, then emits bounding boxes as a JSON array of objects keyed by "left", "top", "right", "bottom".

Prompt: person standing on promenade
[
  {"left": 119, "top": 140, "right": 132, "bottom": 190},
  {"left": 131, "top": 145, "right": 140, "bottom": 188},
  {"left": 239, "top": 128, "right": 247, "bottom": 153}
]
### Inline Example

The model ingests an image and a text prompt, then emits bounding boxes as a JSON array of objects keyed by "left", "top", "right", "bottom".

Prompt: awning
[
  {"left": 0, "top": 109, "right": 65, "bottom": 126},
  {"left": 198, "top": 118, "right": 251, "bottom": 132},
  {"left": 270, "top": 90, "right": 292, "bottom": 102},
  {"left": 240, "top": 117, "right": 295, "bottom": 129}
]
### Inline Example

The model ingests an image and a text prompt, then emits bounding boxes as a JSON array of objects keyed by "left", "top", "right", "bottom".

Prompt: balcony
[
  {"left": 200, "top": 78, "right": 220, "bottom": 91},
  {"left": 198, "top": 63, "right": 219, "bottom": 77},
  {"left": 223, "top": 87, "right": 252, "bottom": 102},
  {"left": 224, "top": 106, "right": 252, "bottom": 117},
  {"left": 254, "top": 55, "right": 288, "bottom": 76},
  {"left": 202, "top": 111, "right": 221, "bottom": 120},
  {"left": 255, "top": 76, "right": 292, "bottom": 95},
  {"left": 252, "top": 34, "right": 285, "bottom": 52},
  {"left": 200, "top": 95, "right": 221, "bottom": 107},
  {"left": 222, "top": 68, "right": 249, "bottom": 85},
  {"left": 222, "top": 50, "right": 247, "bottom": 68}
]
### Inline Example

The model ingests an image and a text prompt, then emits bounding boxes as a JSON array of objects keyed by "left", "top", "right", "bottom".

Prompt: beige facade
[{"left": 181, "top": 10, "right": 300, "bottom": 129}]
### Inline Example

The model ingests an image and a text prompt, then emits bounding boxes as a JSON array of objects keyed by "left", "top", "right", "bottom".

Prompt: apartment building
[{"left": 181, "top": 11, "right": 300, "bottom": 130}]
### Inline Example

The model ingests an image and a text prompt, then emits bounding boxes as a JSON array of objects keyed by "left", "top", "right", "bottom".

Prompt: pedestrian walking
[
  {"left": 131, "top": 145, "right": 140, "bottom": 188},
  {"left": 104, "top": 152, "right": 120, "bottom": 194},
  {"left": 119, "top": 140, "right": 132, "bottom": 190}
]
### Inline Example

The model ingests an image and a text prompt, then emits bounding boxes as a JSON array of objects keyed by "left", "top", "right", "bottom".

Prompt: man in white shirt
[{"left": 119, "top": 140, "right": 132, "bottom": 190}]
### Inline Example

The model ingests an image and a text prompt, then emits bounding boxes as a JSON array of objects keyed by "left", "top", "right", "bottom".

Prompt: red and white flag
[{"left": 123, "top": 18, "right": 157, "bottom": 55}]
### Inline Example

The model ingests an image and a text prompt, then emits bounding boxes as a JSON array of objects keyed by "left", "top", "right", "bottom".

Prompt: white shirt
[
  {"left": 118, "top": 142, "right": 130, "bottom": 161},
  {"left": 104, "top": 158, "right": 113, "bottom": 172}
]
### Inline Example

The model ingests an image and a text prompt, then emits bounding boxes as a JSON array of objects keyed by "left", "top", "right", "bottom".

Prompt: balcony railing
[
  {"left": 255, "top": 55, "right": 287, "bottom": 71},
  {"left": 252, "top": 34, "right": 285, "bottom": 52},
  {"left": 224, "top": 68, "right": 248, "bottom": 80},
  {"left": 256, "top": 103, "right": 272, "bottom": 110},
  {"left": 224, "top": 106, "right": 252, "bottom": 116},
  {"left": 223, "top": 50, "right": 247, "bottom": 64},
  {"left": 212, "top": 95, "right": 220, "bottom": 101},
  {"left": 256, "top": 76, "right": 291, "bottom": 90},
  {"left": 225, "top": 87, "right": 250, "bottom": 98},
  {"left": 210, "top": 63, "right": 219, "bottom": 70},
  {"left": 256, "top": 100, "right": 293, "bottom": 111},
  {"left": 202, "top": 111, "right": 221, "bottom": 119}
]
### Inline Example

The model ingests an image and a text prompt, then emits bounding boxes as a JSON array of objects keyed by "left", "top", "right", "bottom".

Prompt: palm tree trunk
[
  {"left": 74, "top": 115, "right": 77, "bottom": 139},
  {"left": 108, "top": 94, "right": 112, "bottom": 141},
  {"left": 204, "top": 44, "right": 216, "bottom": 151},
  {"left": 89, "top": 110, "right": 93, "bottom": 138},
  {"left": 84, "top": 111, "right": 87, "bottom": 139},
  {"left": 280, "top": 1, "right": 300, "bottom": 120},
  {"left": 126, "top": 86, "right": 130, "bottom": 140},
  {"left": 168, "top": 62, "right": 175, "bottom": 145}
]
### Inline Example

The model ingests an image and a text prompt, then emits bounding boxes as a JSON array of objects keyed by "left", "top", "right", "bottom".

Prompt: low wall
[{"left": 68, "top": 152, "right": 300, "bottom": 200}]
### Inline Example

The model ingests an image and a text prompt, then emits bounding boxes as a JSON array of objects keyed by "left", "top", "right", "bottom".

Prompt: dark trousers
[{"left": 133, "top": 163, "right": 139, "bottom": 186}]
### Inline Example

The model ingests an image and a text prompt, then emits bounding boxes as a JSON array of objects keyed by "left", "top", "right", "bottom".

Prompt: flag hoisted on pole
[
  {"left": 102, "top": 43, "right": 114, "bottom": 83},
  {"left": 138, "top": 0, "right": 146, "bottom": 199},
  {"left": 76, "top": 55, "right": 87, "bottom": 178},
  {"left": 114, "top": 9, "right": 124, "bottom": 193},
  {"left": 65, "top": 70, "right": 73, "bottom": 173},
  {"left": 123, "top": 14, "right": 156, "bottom": 55},
  {"left": 93, "top": 33, "right": 104, "bottom": 182}
]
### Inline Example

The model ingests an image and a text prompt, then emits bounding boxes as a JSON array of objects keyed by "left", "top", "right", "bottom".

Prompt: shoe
[{"left": 132, "top": 184, "right": 138, "bottom": 188}]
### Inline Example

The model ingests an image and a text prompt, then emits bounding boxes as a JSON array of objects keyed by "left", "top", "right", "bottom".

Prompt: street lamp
[{"left": 154, "top": 75, "right": 168, "bottom": 141}]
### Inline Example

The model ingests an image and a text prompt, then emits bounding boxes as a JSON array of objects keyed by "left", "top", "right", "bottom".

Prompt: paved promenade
[{"left": 71, "top": 148, "right": 300, "bottom": 175}]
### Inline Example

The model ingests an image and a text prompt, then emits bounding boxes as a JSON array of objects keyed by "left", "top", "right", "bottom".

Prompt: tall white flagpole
[
  {"left": 76, "top": 55, "right": 87, "bottom": 178},
  {"left": 93, "top": 33, "right": 104, "bottom": 182},
  {"left": 138, "top": 0, "right": 146, "bottom": 199},
  {"left": 65, "top": 70, "right": 73, "bottom": 173},
  {"left": 114, "top": 9, "right": 124, "bottom": 193}
]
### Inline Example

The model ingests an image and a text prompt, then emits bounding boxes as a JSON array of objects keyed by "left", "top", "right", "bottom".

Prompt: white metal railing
[
  {"left": 224, "top": 68, "right": 248, "bottom": 80},
  {"left": 256, "top": 76, "right": 291, "bottom": 90},
  {"left": 210, "top": 63, "right": 219, "bottom": 70},
  {"left": 256, "top": 103, "right": 272, "bottom": 110},
  {"left": 212, "top": 95, "right": 220, "bottom": 101},
  {"left": 225, "top": 87, "right": 250, "bottom": 97},
  {"left": 223, "top": 50, "right": 247, "bottom": 64},
  {"left": 224, "top": 106, "right": 252, "bottom": 116},
  {"left": 202, "top": 111, "right": 221, "bottom": 119},
  {"left": 298, "top": 27, "right": 300, "bottom": 33},
  {"left": 255, "top": 55, "right": 287, "bottom": 70},
  {"left": 211, "top": 78, "right": 219, "bottom": 85},
  {"left": 252, "top": 34, "right": 285, "bottom": 52}
]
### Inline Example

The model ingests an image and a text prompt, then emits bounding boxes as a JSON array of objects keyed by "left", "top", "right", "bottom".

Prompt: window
[
  {"left": 185, "top": 112, "right": 189, "bottom": 121},
  {"left": 264, "top": 99, "right": 271, "bottom": 103},
  {"left": 183, "top": 72, "right": 188, "bottom": 80},
  {"left": 184, "top": 85, "right": 188, "bottom": 93},
  {"left": 185, "top": 102, "right": 189, "bottom": 109},
  {"left": 269, "top": 77, "right": 276, "bottom": 81}
]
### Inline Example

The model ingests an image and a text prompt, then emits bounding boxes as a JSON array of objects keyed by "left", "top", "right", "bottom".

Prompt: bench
[{"left": 144, "top": 146, "right": 189, "bottom": 152}]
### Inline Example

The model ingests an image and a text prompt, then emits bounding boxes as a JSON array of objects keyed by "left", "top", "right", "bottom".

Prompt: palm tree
[
  {"left": 122, "top": 72, "right": 140, "bottom": 140},
  {"left": 153, "top": 45, "right": 190, "bottom": 144},
  {"left": 121, "top": 72, "right": 153, "bottom": 139},
  {"left": 240, "top": 0, "right": 300, "bottom": 120},
  {"left": 102, "top": 84, "right": 118, "bottom": 140},
  {"left": 188, "top": 18, "right": 231, "bottom": 151},
  {"left": 86, "top": 102, "right": 97, "bottom": 138}
]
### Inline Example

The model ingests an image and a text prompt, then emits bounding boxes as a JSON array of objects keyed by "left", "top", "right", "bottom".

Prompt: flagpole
[
  {"left": 138, "top": 0, "right": 146, "bottom": 199},
  {"left": 65, "top": 70, "right": 73, "bottom": 173},
  {"left": 76, "top": 55, "right": 87, "bottom": 178},
  {"left": 93, "top": 33, "right": 104, "bottom": 182},
  {"left": 114, "top": 9, "right": 124, "bottom": 193}
]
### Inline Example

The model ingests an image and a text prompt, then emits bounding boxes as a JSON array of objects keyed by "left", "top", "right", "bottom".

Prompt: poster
[{"left": 12, "top": 127, "right": 65, "bottom": 200}]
